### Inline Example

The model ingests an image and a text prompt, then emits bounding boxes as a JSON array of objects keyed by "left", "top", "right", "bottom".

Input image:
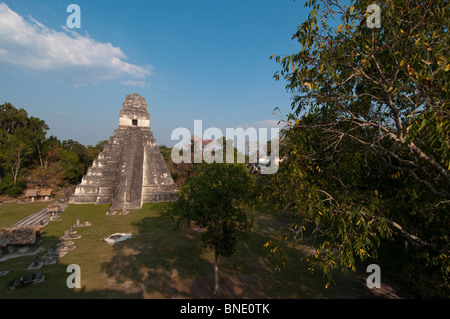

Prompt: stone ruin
[{"left": 69, "top": 94, "right": 177, "bottom": 210}]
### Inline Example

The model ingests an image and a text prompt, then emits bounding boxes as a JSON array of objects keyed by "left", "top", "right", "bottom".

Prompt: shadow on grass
[
  {"left": 99, "top": 209, "right": 378, "bottom": 299},
  {"left": 100, "top": 213, "right": 215, "bottom": 298},
  {"left": 0, "top": 233, "right": 144, "bottom": 299},
  {"left": 0, "top": 205, "right": 391, "bottom": 299}
]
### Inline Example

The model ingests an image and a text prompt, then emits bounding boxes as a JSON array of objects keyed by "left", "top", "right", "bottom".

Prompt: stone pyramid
[{"left": 69, "top": 94, "right": 177, "bottom": 210}]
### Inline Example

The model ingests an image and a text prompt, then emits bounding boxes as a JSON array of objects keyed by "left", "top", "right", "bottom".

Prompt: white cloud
[
  {"left": 0, "top": 3, "right": 150, "bottom": 85},
  {"left": 121, "top": 80, "right": 148, "bottom": 88}
]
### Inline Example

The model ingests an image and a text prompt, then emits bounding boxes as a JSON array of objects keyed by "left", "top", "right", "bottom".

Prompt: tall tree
[
  {"left": 268, "top": 0, "right": 449, "bottom": 295},
  {"left": 0, "top": 103, "right": 49, "bottom": 185},
  {"left": 167, "top": 163, "right": 255, "bottom": 295}
]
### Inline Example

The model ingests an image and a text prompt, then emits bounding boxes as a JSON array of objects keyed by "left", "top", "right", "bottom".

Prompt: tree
[
  {"left": 167, "top": 163, "right": 255, "bottom": 295},
  {"left": 268, "top": 0, "right": 449, "bottom": 295},
  {"left": 0, "top": 175, "right": 26, "bottom": 198},
  {"left": 40, "top": 136, "right": 62, "bottom": 167},
  {"left": 61, "top": 139, "right": 106, "bottom": 178},
  {"left": 27, "top": 163, "right": 65, "bottom": 189},
  {"left": 0, "top": 102, "right": 101, "bottom": 194},
  {"left": 0, "top": 134, "right": 27, "bottom": 185},
  {"left": 0, "top": 102, "right": 49, "bottom": 195},
  {"left": 27, "top": 116, "right": 49, "bottom": 168},
  {"left": 57, "top": 149, "right": 83, "bottom": 184}
]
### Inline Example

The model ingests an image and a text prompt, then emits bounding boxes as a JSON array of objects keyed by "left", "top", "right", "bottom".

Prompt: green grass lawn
[
  {"left": 0, "top": 202, "right": 390, "bottom": 299},
  {"left": 0, "top": 201, "right": 54, "bottom": 229}
]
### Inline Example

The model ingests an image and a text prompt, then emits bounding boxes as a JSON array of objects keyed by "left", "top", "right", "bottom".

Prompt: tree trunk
[
  {"left": 214, "top": 249, "right": 219, "bottom": 296},
  {"left": 13, "top": 150, "right": 21, "bottom": 185},
  {"left": 37, "top": 143, "right": 44, "bottom": 168},
  {"left": 9, "top": 148, "right": 23, "bottom": 185}
]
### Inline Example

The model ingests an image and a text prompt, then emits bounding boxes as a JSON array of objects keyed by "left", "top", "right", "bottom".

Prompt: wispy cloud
[
  {"left": 121, "top": 80, "right": 148, "bottom": 88},
  {"left": 0, "top": 3, "right": 151, "bottom": 85}
]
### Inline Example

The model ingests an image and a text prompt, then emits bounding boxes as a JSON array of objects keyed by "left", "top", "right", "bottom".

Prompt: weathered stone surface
[{"left": 69, "top": 94, "right": 177, "bottom": 209}]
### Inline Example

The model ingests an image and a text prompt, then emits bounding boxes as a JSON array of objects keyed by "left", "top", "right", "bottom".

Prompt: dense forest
[{"left": 0, "top": 102, "right": 107, "bottom": 197}]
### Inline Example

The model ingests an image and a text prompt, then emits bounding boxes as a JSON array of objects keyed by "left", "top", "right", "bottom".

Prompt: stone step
[
  {"left": 70, "top": 194, "right": 98, "bottom": 203},
  {"left": 74, "top": 185, "right": 99, "bottom": 194},
  {"left": 98, "top": 187, "right": 114, "bottom": 196}
]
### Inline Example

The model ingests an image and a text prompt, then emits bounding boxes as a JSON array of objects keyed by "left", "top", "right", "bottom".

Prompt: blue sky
[{"left": 0, "top": 0, "right": 308, "bottom": 146}]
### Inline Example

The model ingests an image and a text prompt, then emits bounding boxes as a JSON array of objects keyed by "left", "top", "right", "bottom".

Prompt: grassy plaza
[{"left": 0, "top": 202, "right": 386, "bottom": 299}]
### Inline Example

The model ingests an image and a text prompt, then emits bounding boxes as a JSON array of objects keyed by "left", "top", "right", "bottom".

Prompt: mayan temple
[{"left": 69, "top": 94, "right": 177, "bottom": 210}]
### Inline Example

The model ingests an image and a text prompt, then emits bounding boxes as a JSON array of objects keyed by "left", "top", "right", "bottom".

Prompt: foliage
[
  {"left": 167, "top": 163, "right": 255, "bottom": 294},
  {"left": 0, "top": 102, "right": 107, "bottom": 194},
  {"left": 168, "top": 163, "right": 255, "bottom": 255},
  {"left": 0, "top": 175, "right": 26, "bottom": 198},
  {"left": 0, "top": 102, "right": 49, "bottom": 187},
  {"left": 266, "top": 0, "right": 449, "bottom": 295},
  {"left": 26, "top": 163, "right": 66, "bottom": 189}
]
